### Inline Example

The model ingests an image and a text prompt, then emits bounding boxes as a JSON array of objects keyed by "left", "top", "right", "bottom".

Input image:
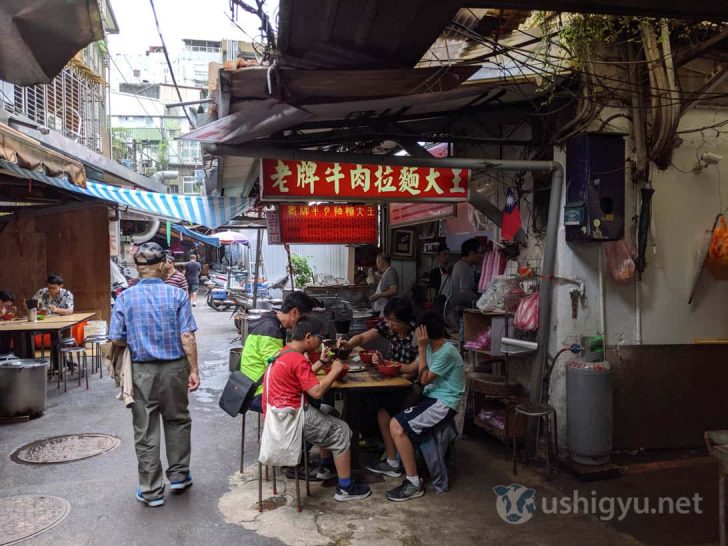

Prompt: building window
[
  {"left": 182, "top": 175, "right": 199, "bottom": 195},
  {"left": 133, "top": 69, "right": 140, "bottom": 78}
]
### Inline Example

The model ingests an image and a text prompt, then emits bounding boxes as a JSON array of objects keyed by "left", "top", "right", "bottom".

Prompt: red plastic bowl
[
  {"left": 377, "top": 361, "right": 401, "bottom": 377},
  {"left": 359, "top": 351, "right": 375, "bottom": 365}
]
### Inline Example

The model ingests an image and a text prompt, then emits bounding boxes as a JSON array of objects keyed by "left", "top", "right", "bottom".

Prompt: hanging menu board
[{"left": 268, "top": 204, "right": 378, "bottom": 244}]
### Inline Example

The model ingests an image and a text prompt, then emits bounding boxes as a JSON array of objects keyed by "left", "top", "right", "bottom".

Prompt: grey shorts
[{"left": 303, "top": 405, "right": 351, "bottom": 457}]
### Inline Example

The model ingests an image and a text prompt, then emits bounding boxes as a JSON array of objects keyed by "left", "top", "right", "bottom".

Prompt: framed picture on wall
[{"left": 391, "top": 229, "right": 416, "bottom": 260}]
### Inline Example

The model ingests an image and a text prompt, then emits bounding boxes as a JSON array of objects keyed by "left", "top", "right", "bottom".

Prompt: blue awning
[
  {"left": 172, "top": 224, "right": 221, "bottom": 247},
  {"left": 0, "top": 159, "right": 251, "bottom": 229}
]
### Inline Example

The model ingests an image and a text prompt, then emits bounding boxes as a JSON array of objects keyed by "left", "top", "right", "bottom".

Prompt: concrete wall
[{"left": 544, "top": 107, "right": 728, "bottom": 451}]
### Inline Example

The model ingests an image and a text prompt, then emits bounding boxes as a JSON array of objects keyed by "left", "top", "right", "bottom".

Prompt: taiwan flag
[{"left": 501, "top": 188, "right": 523, "bottom": 241}]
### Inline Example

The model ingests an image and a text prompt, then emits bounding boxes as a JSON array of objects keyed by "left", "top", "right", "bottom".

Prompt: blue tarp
[
  {"left": 171, "top": 224, "right": 221, "bottom": 247},
  {"left": 0, "top": 159, "right": 251, "bottom": 229}
]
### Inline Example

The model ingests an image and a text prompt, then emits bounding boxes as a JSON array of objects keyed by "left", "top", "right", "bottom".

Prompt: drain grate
[
  {"left": 11, "top": 433, "right": 120, "bottom": 465},
  {"left": 0, "top": 495, "right": 70, "bottom": 545}
]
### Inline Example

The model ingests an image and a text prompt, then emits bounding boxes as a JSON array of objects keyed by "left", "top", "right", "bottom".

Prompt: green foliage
[
  {"left": 290, "top": 254, "right": 313, "bottom": 288},
  {"left": 157, "top": 138, "right": 169, "bottom": 169},
  {"left": 111, "top": 128, "right": 132, "bottom": 161},
  {"left": 533, "top": 12, "right": 644, "bottom": 70}
]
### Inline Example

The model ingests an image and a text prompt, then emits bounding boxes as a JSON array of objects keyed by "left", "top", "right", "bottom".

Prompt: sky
[{"left": 107, "top": 0, "right": 277, "bottom": 56}]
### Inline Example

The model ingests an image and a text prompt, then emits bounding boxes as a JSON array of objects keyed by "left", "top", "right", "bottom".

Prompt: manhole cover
[
  {"left": 11, "top": 434, "right": 120, "bottom": 465},
  {"left": 0, "top": 495, "right": 70, "bottom": 545}
]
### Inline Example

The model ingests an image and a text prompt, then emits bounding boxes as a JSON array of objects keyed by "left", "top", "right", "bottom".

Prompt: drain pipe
[
  {"left": 217, "top": 144, "right": 564, "bottom": 402},
  {"left": 152, "top": 170, "right": 179, "bottom": 189},
  {"left": 129, "top": 218, "right": 161, "bottom": 244}
]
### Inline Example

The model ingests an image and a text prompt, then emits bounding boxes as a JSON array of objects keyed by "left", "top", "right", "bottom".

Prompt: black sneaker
[
  {"left": 283, "top": 464, "right": 321, "bottom": 481},
  {"left": 334, "top": 482, "right": 372, "bottom": 502},
  {"left": 315, "top": 465, "right": 337, "bottom": 480},
  {"left": 386, "top": 479, "right": 425, "bottom": 502},
  {"left": 364, "top": 460, "right": 402, "bottom": 478}
]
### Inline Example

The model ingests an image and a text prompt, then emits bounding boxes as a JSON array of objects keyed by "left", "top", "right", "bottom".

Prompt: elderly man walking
[{"left": 109, "top": 242, "right": 200, "bottom": 507}]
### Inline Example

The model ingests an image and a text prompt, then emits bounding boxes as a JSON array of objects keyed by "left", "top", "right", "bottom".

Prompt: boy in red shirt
[{"left": 262, "top": 316, "right": 371, "bottom": 502}]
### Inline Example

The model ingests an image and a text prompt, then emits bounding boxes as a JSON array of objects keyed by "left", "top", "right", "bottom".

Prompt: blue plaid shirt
[{"left": 109, "top": 278, "right": 197, "bottom": 362}]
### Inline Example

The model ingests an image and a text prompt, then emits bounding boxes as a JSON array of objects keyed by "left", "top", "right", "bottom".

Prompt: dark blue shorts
[{"left": 394, "top": 397, "right": 456, "bottom": 444}]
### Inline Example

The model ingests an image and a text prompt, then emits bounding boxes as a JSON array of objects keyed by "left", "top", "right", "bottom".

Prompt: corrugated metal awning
[
  {"left": 0, "top": 159, "right": 251, "bottom": 229},
  {"left": 0, "top": 122, "right": 86, "bottom": 186}
]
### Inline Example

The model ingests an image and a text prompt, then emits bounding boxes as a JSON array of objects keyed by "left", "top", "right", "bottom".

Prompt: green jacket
[{"left": 240, "top": 312, "right": 285, "bottom": 395}]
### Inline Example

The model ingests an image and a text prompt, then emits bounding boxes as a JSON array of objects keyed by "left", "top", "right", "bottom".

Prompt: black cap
[{"left": 134, "top": 242, "right": 166, "bottom": 265}]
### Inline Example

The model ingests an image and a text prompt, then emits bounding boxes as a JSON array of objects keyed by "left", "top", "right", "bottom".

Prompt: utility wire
[
  {"left": 148, "top": 0, "right": 195, "bottom": 128},
  {"left": 108, "top": 54, "right": 156, "bottom": 119},
  {"left": 447, "top": 22, "right": 728, "bottom": 107}
]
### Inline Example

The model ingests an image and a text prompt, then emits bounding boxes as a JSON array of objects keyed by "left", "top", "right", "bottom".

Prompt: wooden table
[
  {"left": 0, "top": 312, "right": 96, "bottom": 387},
  {"left": 325, "top": 366, "right": 412, "bottom": 473}
]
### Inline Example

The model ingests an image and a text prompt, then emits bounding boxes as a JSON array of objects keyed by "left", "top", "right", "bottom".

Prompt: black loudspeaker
[{"left": 564, "top": 133, "right": 626, "bottom": 242}]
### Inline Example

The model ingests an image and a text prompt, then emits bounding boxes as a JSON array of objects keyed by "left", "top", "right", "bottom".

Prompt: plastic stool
[{"left": 513, "top": 402, "right": 558, "bottom": 479}]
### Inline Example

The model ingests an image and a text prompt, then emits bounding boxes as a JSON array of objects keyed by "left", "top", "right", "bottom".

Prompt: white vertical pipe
[
  {"left": 635, "top": 279, "right": 642, "bottom": 344},
  {"left": 599, "top": 244, "right": 607, "bottom": 341}
]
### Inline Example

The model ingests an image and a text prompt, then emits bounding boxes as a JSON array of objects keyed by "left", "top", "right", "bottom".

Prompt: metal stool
[
  {"left": 513, "top": 402, "right": 558, "bottom": 479},
  {"left": 240, "top": 410, "right": 263, "bottom": 475},
  {"left": 84, "top": 335, "right": 107, "bottom": 378},
  {"left": 59, "top": 346, "right": 87, "bottom": 391},
  {"left": 257, "top": 436, "right": 311, "bottom": 513}
]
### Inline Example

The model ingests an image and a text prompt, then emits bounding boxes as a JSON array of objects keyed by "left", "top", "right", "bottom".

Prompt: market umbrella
[
  {"left": 210, "top": 231, "right": 248, "bottom": 245},
  {"left": 0, "top": 0, "right": 105, "bottom": 85}
]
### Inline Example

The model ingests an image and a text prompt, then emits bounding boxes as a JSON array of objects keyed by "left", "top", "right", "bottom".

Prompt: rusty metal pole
[{"left": 285, "top": 244, "right": 295, "bottom": 291}]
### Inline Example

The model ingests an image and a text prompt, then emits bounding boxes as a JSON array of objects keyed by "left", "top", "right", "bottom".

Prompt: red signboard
[
  {"left": 261, "top": 159, "right": 470, "bottom": 202},
  {"left": 266, "top": 207, "right": 282, "bottom": 244},
  {"left": 389, "top": 203, "right": 457, "bottom": 227},
  {"left": 272, "top": 204, "right": 378, "bottom": 244}
]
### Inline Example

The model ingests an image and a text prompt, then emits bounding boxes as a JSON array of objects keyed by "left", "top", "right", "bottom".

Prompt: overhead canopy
[
  {"left": 171, "top": 224, "right": 222, "bottom": 247},
  {"left": 0, "top": 122, "right": 86, "bottom": 186},
  {"left": 0, "top": 0, "right": 105, "bottom": 85},
  {"left": 0, "top": 159, "right": 251, "bottom": 229},
  {"left": 184, "top": 82, "right": 539, "bottom": 145}
]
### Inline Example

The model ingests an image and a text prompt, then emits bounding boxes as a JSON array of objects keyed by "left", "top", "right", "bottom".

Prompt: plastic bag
[
  {"left": 463, "top": 328, "right": 491, "bottom": 351},
  {"left": 476, "top": 276, "right": 509, "bottom": 312},
  {"left": 705, "top": 215, "right": 728, "bottom": 280},
  {"left": 513, "top": 292, "right": 539, "bottom": 331},
  {"left": 604, "top": 239, "right": 636, "bottom": 283}
]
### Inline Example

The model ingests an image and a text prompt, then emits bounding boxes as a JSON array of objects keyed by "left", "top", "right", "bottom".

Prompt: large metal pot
[{"left": 0, "top": 357, "right": 48, "bottom": 418}]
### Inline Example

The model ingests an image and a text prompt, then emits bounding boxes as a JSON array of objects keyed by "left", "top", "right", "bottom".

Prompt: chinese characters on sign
[
  {"left": 261, "top": 159, "right": 470, "bottom": 201},
  {"left": 266, "top": 207, "right": 282, "bottom": 244},
  {"left": 269, "top": 204, "right": 378, "bottom": 244}
]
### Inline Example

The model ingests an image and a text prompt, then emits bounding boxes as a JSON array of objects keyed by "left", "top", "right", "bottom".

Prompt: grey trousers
[{"left": 131, "top": 358, "right": 191, "bottom": 499}]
